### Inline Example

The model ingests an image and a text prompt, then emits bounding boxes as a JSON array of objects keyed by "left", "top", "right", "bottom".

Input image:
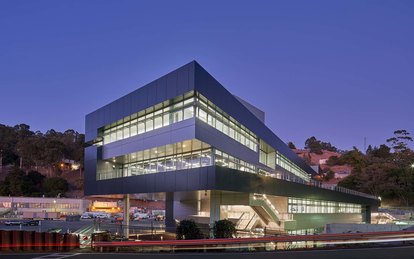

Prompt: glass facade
[
  {"left": 102, "top": 92, "right": 195, "bottom": 145},
  {"left": 97, "top": 140, "right": 259, "bottom": 180},
  {"left": 196, "top": 94, "right": 258, "bottom": 151},
  {"left": 98, "top": 91, "right": 316, "bottom": 185},
  {"left": 99, "top": 91, "right": 259, "bottom": 152},
  {"left": 215, "top": 150, "right": 256, "bottom": 174},
  {"left": 123, "top": 146, "right": 212, "bottom": 177},
  {"left": 288, "top": 197, "right": 362, "bottom": 214},
  {"left": 276, "top": 152, "right": 310, "bottom": 182},
  {"left": 98, "top": 140, "right": 211, "bottom": 180},
  {"left": 288, "top": 228, "right": 321, "bottom": 235},
  {"left": 258, "top": 139, "right": 310, "bottom": 182}
]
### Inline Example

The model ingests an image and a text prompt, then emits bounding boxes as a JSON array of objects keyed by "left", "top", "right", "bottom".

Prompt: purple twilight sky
[{"left": 0, "top": 0, "right": 413, "bottom": 151}]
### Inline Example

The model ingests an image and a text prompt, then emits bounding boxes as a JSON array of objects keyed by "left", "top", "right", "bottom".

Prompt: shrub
[
  {"left": 213, "top": 219, "right": 236, "bottom": 238},
  {"left": 176, "top": 219, "right": 203, "bottom": 240}
]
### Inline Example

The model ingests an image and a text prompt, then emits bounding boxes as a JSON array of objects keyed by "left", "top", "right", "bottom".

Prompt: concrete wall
[
  {"left": 269, "top": 196, "right": 288, "bottom": 214},
  {"left": 293, "top": 213, "right": 362, "bottom": 230},
  {"left": 214, "top": 167, "right": 379, "bottom": 207},
  {"left": 325, "top": 223, "right": 413, "bottom": 234}
]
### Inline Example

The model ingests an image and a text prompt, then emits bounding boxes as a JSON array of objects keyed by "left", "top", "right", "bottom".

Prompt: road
[{"left": 2, "top": 246, "right": 414, "bottom": 259}]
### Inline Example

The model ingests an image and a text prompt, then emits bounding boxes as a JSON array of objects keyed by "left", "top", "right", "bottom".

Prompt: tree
[
  {"left": 43, "top": 177, "right": 69, "bottom": 197},
  {"left": 305, "top": 136, "right": 338, "bottom": 154},
  {"left": 213, "top": 219, "right": 236, "bottom": 238},
  {"left": 369, "top": 144, "right": 391, "bottom": 160},
  {"left": 0, "top": 124, "right": 85, "bottom": 172},
  {"left": 287, "top": 141, "right": 297, "bottom": 149},
  {"left": 27, "top": 170, "right": 46, "bottom": 195},
  {"left": 386, "top": 130, "right": 413, "bottom": 153},
  {"left": 0, "top": 124, "right": 19, "bottom": 165},
  {"left": 323, "top": 170, "right": 335, "bottom": 181},
  {"left": 326, "top": 155, "right": 340, "bottom": 166},
  {"left": 0, "top": 167, "right": 33, "bottom": 196},
  {"left": 366, "top": 144, "right": 373, "bottom": 154},
  {"left": 14, "top": 124, "right": 35, "bottom": 168},
  {"left": 176, "top": 219, "right": 203, "bottom": 240},
  {"left": 338, "top": 173, "right": 363, "bottom": 191},
  {"left": 305, "top": 136, "right": 323, "bottom": 154}
]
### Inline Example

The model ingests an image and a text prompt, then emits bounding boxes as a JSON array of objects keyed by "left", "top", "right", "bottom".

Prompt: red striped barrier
[
  {"left": 0, "top": 230, "right": 80, "bottom": 251},
  {"left": 92, "top": 230, "right": 414, "bottom": 248}
]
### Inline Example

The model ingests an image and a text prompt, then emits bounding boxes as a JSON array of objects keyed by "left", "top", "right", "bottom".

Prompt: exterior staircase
[
  {"left": 249, "top": 193, "right": 296, "bottom": 230},
  {"left": 236, "top": 212, "right": 259, "bottom": 231},
  {"left": 250, "top": 194, "right": 281, "bottom": 225}
]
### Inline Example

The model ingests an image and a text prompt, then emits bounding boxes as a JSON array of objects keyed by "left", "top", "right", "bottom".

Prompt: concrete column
[
  {"left": 123, "top": 194, "right": 130, "bottom": 239},
  {"left": 363, "top": 205, "right": 371, "bottom": 224},
  {"left": 165, "top": 192, "right": 176, "bottom": 233},
  {"left": 209, "top": 190, "right": 221, "bottom": 238}
]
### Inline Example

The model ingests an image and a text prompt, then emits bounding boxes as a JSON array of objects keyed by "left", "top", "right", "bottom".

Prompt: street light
[
  {"left": 53, "top": 199, "right": 57, "bottom": 213},
  {"left": 411, "top": 164, "right": 414, "bottom": 169}
]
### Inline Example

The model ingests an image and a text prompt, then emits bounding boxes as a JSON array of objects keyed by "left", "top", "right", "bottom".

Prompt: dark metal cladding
[{"left": 84, "top": 60, "right": 379, "bottom": 209}]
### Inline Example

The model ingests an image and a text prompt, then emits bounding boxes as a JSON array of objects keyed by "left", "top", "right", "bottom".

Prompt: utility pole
[
  {"left": 364, "top": 137, "right": 367, "bottom": 153},
  {"left": 124, "top": 194, "right": 130, "bottom": 239}
]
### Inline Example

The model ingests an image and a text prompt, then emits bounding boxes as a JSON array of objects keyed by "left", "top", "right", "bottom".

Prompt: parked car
[
  {"left": 154, "top": 215, "right": 165, "bottom": 221},
  {"left": 80, "top": 213, "right": 92, "bottom": 219},
  {"left": 133, "top": 212, "right": 150, "bottom": 220},
  {"left": 24, "top": 220, "right": 40, "bottom": 226},
  {"left": 4, "top": 220, "right": 24, "bottom": 226},
  {"left": 95, "top": 213, "right": 110, "bottom": 219},
  {"left": 110, "top": 215, "right": 123, "bottom": 223}
]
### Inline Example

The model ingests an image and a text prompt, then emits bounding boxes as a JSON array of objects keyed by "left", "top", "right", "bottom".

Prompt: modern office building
[{"left": 85, "top": 61, "right": 379, "bottom": 235}]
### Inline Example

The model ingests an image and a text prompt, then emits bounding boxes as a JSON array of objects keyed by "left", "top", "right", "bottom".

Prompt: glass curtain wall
[
  {"left": 276, "top": 152, "right": 310, "bottom": 182},
  {"left": 97, "top": 140, "right": 260, "bottom": 180},
  {"left": 288, "top": 197, "right": 362, "bottom": 214},
  {"left": 214, "top": 150, "right": 256, "bottom": 174},
  {"left": 97, "top": 90, "right": 312, "bottom": 184},
  {"left": 99, "top": 91, "right": 258, "bottom": 152},
  {"left": 258, "top": 140, "right": 310, "bottom": 183},
  {"left": 259, "top": 140, "right": 276, "bottom": 169},
  {"left": 101, "top": 92, "right": 195, "bottom": 145},
  {"left": 195, "top": 93, "right": 258, "bottom": 152},
  {"left": 97, "top": 140, "right": 212, "bottom": 180}
]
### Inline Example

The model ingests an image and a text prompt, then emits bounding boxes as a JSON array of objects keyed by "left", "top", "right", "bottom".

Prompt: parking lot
[{"left": 0, "top": 218, "right": 165, "bottom": 234}]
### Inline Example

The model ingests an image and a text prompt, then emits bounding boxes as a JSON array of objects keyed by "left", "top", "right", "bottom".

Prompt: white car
[
  {"left": 95, "top": 213, "right": 110, "bottom": 219},
  {"left": 133, "top": 212, "right": 150, "bottom": 220},
  {"left": 80, "top": 213, "right": 92, "bottom": 219}
]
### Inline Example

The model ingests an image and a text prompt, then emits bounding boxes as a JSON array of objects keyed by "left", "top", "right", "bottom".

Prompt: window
[
  {"left": 198, "top": 108, "right": 207, "bottom": 122},
  {"left": 104, "top": 133, "right": 110, "bottom": 144},
  {"left": 145, "top": 117, "right": 153, "bottom": 131},
  {"left": 123, "top": 126, "right": 130, "bottom": 139},
  {"left": 110, "top": 131, "right": 116, "bottom": 142},
  {"left": 173, "top": 110, "right": 182, "bottom": 123},
  {"left": 163, "top": 113, "right": 170, "bottom": 126},
  {"left": 207, "top": 113, "right": 215, "bottom": 127},
  {"left": 154, "top": 115, "right": 163, "bottom": 129},
  {"left": 216, "top": 120, "right": 223, "bottom": 132},
  {"left": 222, "top": 123, "right": 229, "bottom": 135},
  {"left": 229, "top": 127, "right": 235, "bottom": 139},
  {"left": 138, "top": 121, "right": 145, "bottom": 134},
  {"left": 100, "top": 92, "right": 196, "bottom": 145},
  {"left": 100, "top": 92, "right": 258, "bottom": 153},
  {"left": 183, "top": 106, "right": 194, "bottom": 120}
]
